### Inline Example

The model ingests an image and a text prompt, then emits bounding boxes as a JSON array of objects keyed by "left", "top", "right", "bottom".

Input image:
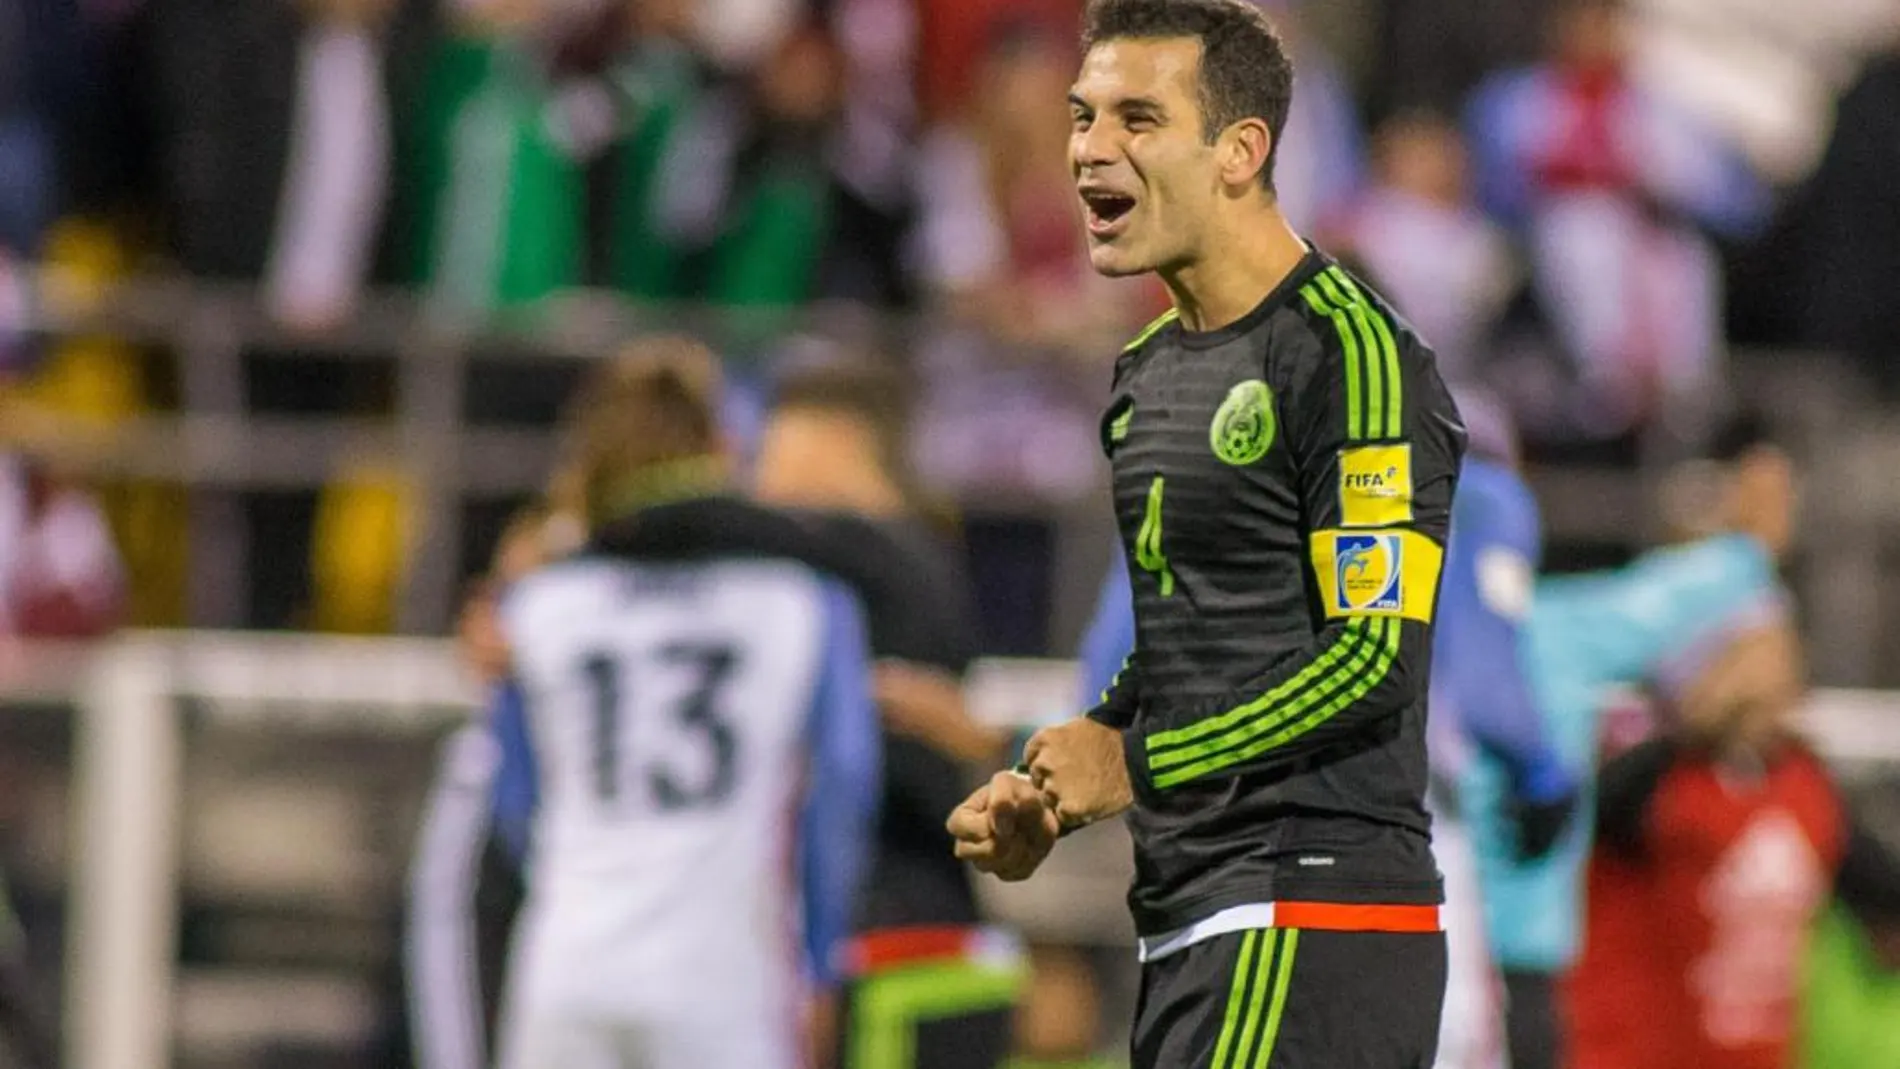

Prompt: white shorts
[
  {"left": 496, "top": 1003, "right": 798, "bottom": 1069},
  {"left": 497, "top": 900, "right": 802, "bottom": 1069},
  {"left": 1433, "top": 812, "right": 1510, "bottom": 1069}
]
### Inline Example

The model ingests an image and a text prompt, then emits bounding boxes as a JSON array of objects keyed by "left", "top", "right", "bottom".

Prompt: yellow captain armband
[{"left": 1308, "top": 528, "right": 1443, "bottom": 623}]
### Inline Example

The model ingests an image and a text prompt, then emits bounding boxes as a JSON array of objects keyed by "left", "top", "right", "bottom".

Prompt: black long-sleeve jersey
[{"left": 1088, "top": 251, "right": 1467, "bottom": 937}]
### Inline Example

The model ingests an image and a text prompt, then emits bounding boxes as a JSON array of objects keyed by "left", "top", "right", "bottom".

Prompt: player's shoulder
[
  {"left": 1283, "top": 255, "right": 1435, "bottom": 366},
  {"left": 1109, "top": 306, "right": 1182, "bottom": 383}
]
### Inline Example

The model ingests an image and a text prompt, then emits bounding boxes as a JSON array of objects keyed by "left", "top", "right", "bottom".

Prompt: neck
[
  {"left": 809, "top": 471, "right": 909, "bottom": 520},
  {"left": 596, "top": 455, "right": 729, "bottom": 524},
  {"left": 1160, "top": 200, "right": 1308, "bottom": 332}
]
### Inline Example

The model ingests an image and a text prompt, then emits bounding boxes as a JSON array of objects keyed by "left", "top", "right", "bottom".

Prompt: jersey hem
[
  {"left": 1135, "top": 899, "right": 1446, "bottom": 962},
  {"left": 1129, "top": 873, "right": 1444, "bottom": 938}
]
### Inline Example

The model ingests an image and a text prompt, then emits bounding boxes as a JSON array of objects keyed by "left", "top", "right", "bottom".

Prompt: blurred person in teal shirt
[{"left": 1463, "top": 408, "right": 1796, "bottom": 1069}]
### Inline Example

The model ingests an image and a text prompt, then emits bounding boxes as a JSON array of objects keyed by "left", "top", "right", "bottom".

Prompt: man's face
[{"left": 1069, "top": 38, "right": 1224, "bottom": 277}]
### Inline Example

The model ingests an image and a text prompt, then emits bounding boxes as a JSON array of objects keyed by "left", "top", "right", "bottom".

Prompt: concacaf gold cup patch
[
  {"left": 1337, "top": 444, "right": 1413, "bottom": 527},
  {"left": 1310, "top": 529, "right": 1443, "bottom": 623}
]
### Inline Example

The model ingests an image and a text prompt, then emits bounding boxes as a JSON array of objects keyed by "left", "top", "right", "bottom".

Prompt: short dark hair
[{"left": 1081, "top": 0, "right": 1295, "bottom": 189}]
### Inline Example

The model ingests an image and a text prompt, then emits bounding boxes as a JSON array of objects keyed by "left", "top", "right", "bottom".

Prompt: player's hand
[
  {"left": 946, "top": 771, "right": 1060, "bottom": 882},
  {"left": 1026, "top": 718, "right": 1134, "bottom": 831},
  {"left": 1505, "top": 752, "right": 1580, "bottom": 861}
]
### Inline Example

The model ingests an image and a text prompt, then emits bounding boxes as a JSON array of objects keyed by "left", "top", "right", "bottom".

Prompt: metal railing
[{"left": 14, "top": 273, "right": 1900, "bottom": 681}]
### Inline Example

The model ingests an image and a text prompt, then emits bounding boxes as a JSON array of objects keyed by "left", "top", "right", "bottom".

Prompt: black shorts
[{"left": 1131, "top": 928, "right": 1447, "bottom": 1069}]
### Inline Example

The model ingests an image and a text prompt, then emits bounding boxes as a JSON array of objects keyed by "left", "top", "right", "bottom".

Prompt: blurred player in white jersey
[{"left": 492, "top": 336, "right": 882, "bottom": 1069}]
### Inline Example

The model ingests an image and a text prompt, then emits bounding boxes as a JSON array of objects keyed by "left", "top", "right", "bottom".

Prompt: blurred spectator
[
  {"left": 1335, "top": 112, "right": 1517, "bottom": 380},
  {"left": 911, "top": 20, "right": 1154, "bottom": 353},
  {"left": 824, "top": 0, "right": 924, "bottom": 306},
  {"left": 0, "top": 451, "right": 126, "bottom": 641},
  {"left": 309, "top": 460, "right": 414, "bottom": 635},
  {"left": 914, "top": 0, "right": 1077, "bottom": 124},
  {"left": 1567, "top": 620, "right": 1843, "bottom": 1069},
  {"left": 140, "top": 0, "right": 302, "bottom": 279},
  {"left": 0, "top": 0, "right": 55, "bottom": 259},
  {"left": 1799, "top": 42, "right": 1900, "bottom": 395},
  {"left": 1624, "top": 0, "right": 1900, "bottom": 185},
  {"left": 1376, "top": 0, "right": 1547, "bottom": 121},
  {"left": 1466, "top": 0, "right": 1769, "bottom": 438},
  {"left": 264, "top": 0, "right": 396, "bottom": 333},
  {"left": 692, "top": 0, "right": 803, "bottom": 73},
  {"left": 1265, "top": 1, "right": 1367, "bottom": 237},
  {"left": 404, "top": 0, "right": 623, "bottom": 311},
  {"left": 600, "top": 5, "right": 892, "bottom": 309}
]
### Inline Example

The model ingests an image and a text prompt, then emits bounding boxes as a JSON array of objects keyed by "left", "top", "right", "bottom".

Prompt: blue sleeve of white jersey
[
  {"left": 1078, "top": 557, "right": 1137, "bottom": 710},
  {"left": 486, "top": 681, "right": 537, "bottom": 867},
  {"left": 1437, "top": 467, "right": 1572, "bottom": 801},
  {"left": 799, "top": 581, "right": 880, "bottom": 988}
]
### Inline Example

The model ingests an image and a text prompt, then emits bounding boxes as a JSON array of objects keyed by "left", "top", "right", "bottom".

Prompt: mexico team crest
[
  {"left": 1211, "top": 379, "right": 1276, "bottom": 465},
  {"left": 1330, "top": 533, "right": 1404, "bottom": 614}
]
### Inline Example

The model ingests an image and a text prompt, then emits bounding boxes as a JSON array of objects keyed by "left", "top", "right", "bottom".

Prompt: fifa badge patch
[
  {"left": 1338, "top": 444, "right": 1413, "bottom": 527},
  {"left": 1329, "top": 532, "right": 1404, "bottom": 614},
  {"left": 1210, "top": 379, "right": 1276, "bottom": 465}
]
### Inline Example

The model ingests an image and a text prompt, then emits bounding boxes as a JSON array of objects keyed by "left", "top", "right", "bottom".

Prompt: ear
[{"left": 1218, "top": 118, "right": 1274, "bottom": 189}]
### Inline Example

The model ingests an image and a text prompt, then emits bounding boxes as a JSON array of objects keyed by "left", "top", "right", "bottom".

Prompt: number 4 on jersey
[{"left": 1136, "top": 476, "right": 1175, "bottom": 597}]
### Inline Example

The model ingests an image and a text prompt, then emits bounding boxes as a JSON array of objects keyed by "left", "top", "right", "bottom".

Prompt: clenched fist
[
  {"left": 946, "top": 771, "right": 1061, "bottom": 882},
  {"left": 1026, "top": 718, "right": 1134, "bottom": 831}
]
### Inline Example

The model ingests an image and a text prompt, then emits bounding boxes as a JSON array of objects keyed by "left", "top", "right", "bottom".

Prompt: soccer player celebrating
[{"left": 948, "top": 2, "right": 1467, "bottom": 1066}]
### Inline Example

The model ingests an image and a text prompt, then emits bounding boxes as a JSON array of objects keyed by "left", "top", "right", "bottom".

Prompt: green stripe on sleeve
[
  {"left": 1147, "top": 618, "right": 1391, "bottom": 778},
  {"left": 1313, "top": 270, "right": 1386, "bottom": 440},
  {"left": 1298, "top": 285, "right": 1366, "bottom": 441},
  {"left": 1251, "top": 928, "right": 1301, "bottom": 1069},
  {"left": 1210, "top": 930, "right": 1261, "bottom": 1069},
  {"left": 1122, "top": 308, "right": 1181, "bottom": 352},
  {"left": 1151, "top": 619, "right": 1402, "bottom": 788},
  {"left": 1329, "top": 268, "right": 1402, "bottom": 434},
  {"left": 1145, "top": 618, "right": 1373, "bottom": 756},
  {"left": 1100, "top": 653, "right": 1133, "bottom": 704}
]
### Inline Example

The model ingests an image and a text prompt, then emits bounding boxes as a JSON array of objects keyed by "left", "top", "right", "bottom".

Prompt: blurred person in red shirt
[
  {"left": 1334, "top": 112, "right": 1517, "bottom": 385},
  {"left": 0, "top": 447, "right": 126, "bottom": 642},
  {"left": 1565, "top": 619, "right": 1845, "bottom": 1069}
]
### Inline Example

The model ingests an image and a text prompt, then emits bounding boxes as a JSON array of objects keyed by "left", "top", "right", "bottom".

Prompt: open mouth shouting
[{"left": 1079, "top": 184, "right": 1138, "bottom": 240}]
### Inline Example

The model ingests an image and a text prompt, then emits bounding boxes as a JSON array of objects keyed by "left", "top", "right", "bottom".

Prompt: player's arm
[
  {"left": 1541, "top": 533, "right": 1780, "bottom": 690},
  {"left": 798, "top": 582, "right": 883, "bottom": 989},
  {"left": 485, "top": 681, "right": 538, "bottom": 866},
  {"left": 1593, "top": 736, "right": 1679, "bottom": 859},
  {"left": 1437, "top": 474, "right": 1577, "bottom": 829},
  {"left": 406, "top": 725, "right": 503, "bottom": 1069},
  {"left": 1077, "top": 555, "right": 1139, "bottom": 730},
  {"left": 1135, "top": 280, "right": 1464, "bottom": 791}
]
